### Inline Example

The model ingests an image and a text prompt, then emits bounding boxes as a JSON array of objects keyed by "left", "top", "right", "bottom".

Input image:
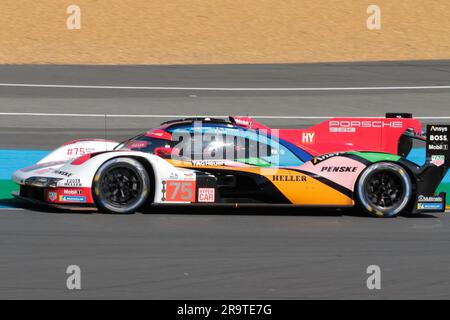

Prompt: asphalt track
[{"left": 1, "top": 61, "right": 450, "bottom": 299}]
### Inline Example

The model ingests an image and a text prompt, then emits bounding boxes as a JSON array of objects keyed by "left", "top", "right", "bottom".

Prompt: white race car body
[{"left": 12, "top": 139, "right": 205, "bottom": 209}]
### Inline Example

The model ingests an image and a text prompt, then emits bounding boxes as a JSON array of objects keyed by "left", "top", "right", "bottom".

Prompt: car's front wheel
[
  {"left": 93, "top": 157, "right": 150, "bottom": 214},
  {"left": 356, "top": 162, "right": 413, "bottom": 218}
]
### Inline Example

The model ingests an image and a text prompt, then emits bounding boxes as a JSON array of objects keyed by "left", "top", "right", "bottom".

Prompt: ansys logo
[
  {"left": 313, "top": 153, "right": 343, "bottom": 165},
  {"left": 430, "top": 126, "right": 448, "bottom": 132}
]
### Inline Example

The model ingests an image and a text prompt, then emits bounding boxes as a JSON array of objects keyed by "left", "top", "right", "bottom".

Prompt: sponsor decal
[
  {"left": 302, "top": 132, "right": 315, "bottom": 144},
  {"left": 417, "top": 195, "right": 444, "bottom": 211},
  {"left": 48, "top": 191, "right": 58, "bottom": 202},
  {"left": 164, "top": 180, "right": 196, "bottom": 202},
  {"left": 329, "top": 120, "right": 403, "bottom": 133},
  {"left": 313, "top": 153, "right": 343, "bottom": 165},
  {"left": 417, "top": 203, "right": 444, "bottom": 210},
  {"left": 192, "top": 160, "right": 226, "bottom": 166},
  {"left": 418, "top": 195, "right": 443, "bottom": 203},
  {"left": 428, "top": 144, "right": 449, "bottom": 151},
  {"left": 128, "top": 141, "right": 148, "bottom": 149},
  {"left": 272, "top": 175, "right": 307, "bottom": 182},
  {"left": 47, "top": 188, "right": 93, "bottom": 204},
  {"left": 63, "top": 179, "right": 82, "bottom": 187},
  {"left": 62, "top": 189, "right": 83, "bottom": 195},
  {"left": 430, "top": 126, "right": 448, "bottom": 133},
  {"left": 431, "top": 155, "right": 445, "bottom": 167},
  {"left": 198, "top": 188, "right": 215, "bottom": 203},
  {"left": 427, "top": 125, "right": 450, "bottom": 155},
  {"left": 53, "top": 170, "right": 73, "bottom": 177},
  {"left": 320, "top": 166, "right": 358, "bottom": 173},
  {"left": 429, "top": 134, "right": 449, "bottom": 142},
  {"left": 169, "top": 172, "right": 179, "bottom": 179},
  {"left": 59, "top": 195, "right": 86, "bottom": 203}
]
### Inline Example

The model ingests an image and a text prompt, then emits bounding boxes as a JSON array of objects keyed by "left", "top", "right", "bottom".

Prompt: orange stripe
[{"left": 167, "top": 160, "right": 354, "bottom": 206}]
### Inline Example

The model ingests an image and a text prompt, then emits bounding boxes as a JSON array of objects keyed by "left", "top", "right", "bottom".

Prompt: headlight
[{"left": 24, "top": 177, "right": 63, "bottom": 188}]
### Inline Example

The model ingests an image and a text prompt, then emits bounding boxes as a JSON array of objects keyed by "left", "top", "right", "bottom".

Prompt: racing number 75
[{"left": 166, "top": 181, "right": 196, "bottom": 202}]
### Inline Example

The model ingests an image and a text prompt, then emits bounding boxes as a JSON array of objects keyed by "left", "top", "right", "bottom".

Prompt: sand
[{"left": 1, "top": 0, "right": 450, "bottom": 64}]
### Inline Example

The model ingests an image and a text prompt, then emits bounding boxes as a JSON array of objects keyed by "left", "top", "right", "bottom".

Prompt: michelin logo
[
  {"left": 418, "top": 203, "right": 444, "bottom": 210},
  {"left": 60, "top": 196, "right": 86, "bottom": 203}
]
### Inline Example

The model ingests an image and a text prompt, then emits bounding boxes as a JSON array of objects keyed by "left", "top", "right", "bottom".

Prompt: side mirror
[{"left": 154, "top": 147, "right": 179, "bottom": 159}]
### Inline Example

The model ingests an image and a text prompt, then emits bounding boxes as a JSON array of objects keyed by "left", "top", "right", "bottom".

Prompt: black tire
[
  {"left": 356, "top": 162, "right": 413, "bottom": 218},
  {"left": 93, "top": 157, "right": 150, "bottom": 214}
]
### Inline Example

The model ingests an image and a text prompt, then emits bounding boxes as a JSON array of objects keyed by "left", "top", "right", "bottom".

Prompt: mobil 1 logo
[{"left": 427, "top": 125, "right": 450, "bottom": 162}]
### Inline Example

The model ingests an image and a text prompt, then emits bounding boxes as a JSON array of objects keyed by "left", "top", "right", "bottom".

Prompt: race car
[{"left": 12, "top": 114, "right": 450, "bottom": 217}]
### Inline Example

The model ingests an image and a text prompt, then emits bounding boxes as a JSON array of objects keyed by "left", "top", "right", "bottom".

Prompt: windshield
[{"left": 116, "top": 134, "right": 174, "bottom": 153}]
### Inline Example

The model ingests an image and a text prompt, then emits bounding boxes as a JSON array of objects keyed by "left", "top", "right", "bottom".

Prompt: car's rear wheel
[
  {"left": 356, "top": 162, "right": 413, "bottom": 218},
  {"left": 93, "top": 157, "right": 150, "bottom": 214}
]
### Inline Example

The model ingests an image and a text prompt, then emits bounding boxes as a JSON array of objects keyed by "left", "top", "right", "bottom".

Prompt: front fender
[{"left": 53, "top": 151, "right": 198, "bottom": 204}]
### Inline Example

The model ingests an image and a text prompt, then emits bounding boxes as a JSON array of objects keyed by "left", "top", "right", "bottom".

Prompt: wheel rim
[
  {"left": 100, "top": 166, "right": 143, "bottom": 207},
  {"left": 365, "top": 170, "right": 404, "bottom": 210}
]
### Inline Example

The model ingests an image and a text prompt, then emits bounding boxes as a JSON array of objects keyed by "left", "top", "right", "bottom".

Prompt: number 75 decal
[{"left": 165, "top": 180, "right": 196, "bottom": 202}]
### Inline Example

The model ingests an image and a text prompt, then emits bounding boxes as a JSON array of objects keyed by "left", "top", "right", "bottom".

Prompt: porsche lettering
[{"left": 329, "top": 121, "right": 403, "bottom": 130}]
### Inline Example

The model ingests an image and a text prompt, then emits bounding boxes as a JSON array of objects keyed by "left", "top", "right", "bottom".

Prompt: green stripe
[
  {"left": 347, "top": 152, "right": 401, "bottom": 163},
  {"left": 236, "top": 157, "right": 271, "bottom": 167}
]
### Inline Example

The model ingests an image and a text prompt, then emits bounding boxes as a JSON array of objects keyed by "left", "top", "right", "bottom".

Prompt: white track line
[
  {"left": 0, "top": 113, "right": 450, "bottom": 119},
  {"left": 1, "top": 83, "right": 450, "bottom": 91}
]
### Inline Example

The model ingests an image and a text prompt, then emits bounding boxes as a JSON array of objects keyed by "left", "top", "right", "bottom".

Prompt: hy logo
[{"left": 302, "top": 132, "right": 315, "bottom": 144}]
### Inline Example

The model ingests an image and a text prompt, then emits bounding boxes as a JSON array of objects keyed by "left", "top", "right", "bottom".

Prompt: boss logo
[{"left": 429, "top": 135, "right": 448, "bottom": 142}]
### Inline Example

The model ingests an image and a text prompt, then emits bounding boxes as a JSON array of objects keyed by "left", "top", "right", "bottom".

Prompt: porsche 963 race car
[{"left": 12, "top": 114, "right": 450, "bottom": 217}]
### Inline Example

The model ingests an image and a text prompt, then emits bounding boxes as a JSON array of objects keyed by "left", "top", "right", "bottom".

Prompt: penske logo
[{"left": 320, "top": 166, "right": 358, "bottom": 173}]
